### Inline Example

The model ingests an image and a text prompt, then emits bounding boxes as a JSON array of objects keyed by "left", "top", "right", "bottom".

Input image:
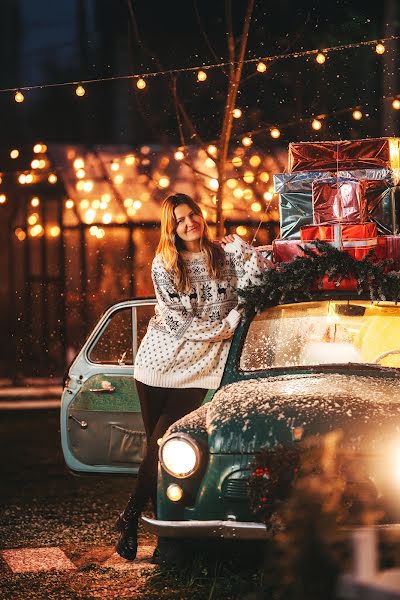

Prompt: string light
[
  {"left": 316, "top": 52, "right": 326, "bottom": 64},
  {"left": 0, "top": 194, "right": 6, "bottom": 204},
  {"left": 232, "top": 108, "right": 242, "bottom": 118},
  {"left": 392, "top": 99, "right": 400, "bottom": 110},
  {"left": 73, "top": 158, "right": 85, "bottom": 170},
  {"left": 270, "top": 128, "right": 281, "bottom": 139},
  {"left": 375, "top": 43, "right": 385, "bottom": 55},
  {"left": 158, "top": 176, "right": 170, "bottom": 188},
  {"left": 49, "top": 225, "right": 61, "bottom": 237},
  {"left": 10, "top": 149, "right": 19, "bottom": 159},
  {"left": 33, "top": 143, "right": 47, "bottom": 153},
  {"left": 208, "top": 178, "right": 219, "bottom": 191},
  {"left": 197, "top": 70, "right": 207, "bottom": 82},
  {"left": 15, "top": 91, "right": 24, "bottom": 103},
  {"left": 15, "top": 228, "right": 26, "bottom": 241},
  {"left": 241, "top": 136, "right": 252, "bottom": 147},
  {"left": 251, "top": 202, "right": 262, "bottom": 212},
  {"left": 256, "top": 61, "right": 267, "bottom": 73},
  {"left": 133, "top": 200, "right": 142, "bottom": 209},
  {"left": 136, "top": 78, "right": 146, "bottom": 90},
  {"left": 263, "top": 191, "right": 274, "bottom": 201},
  {"left": 311, "top": 118, "right": 322, "bottom": 130},
  {"left": 75, "top": 85, "right": 86, "bottom": 97},
  {"left": 65, "top": 199, "right": 74, "bottom": 209},
  {"left": 31, "top": 197, "right": 40, "bottom": 207},
  {"left": 174, "top": 150, "right": 184, "bottom": 160},
  {"left": 207, "top": 145, "right": 217, "bottom": 155},
  {"left": 352, "top": 109, "right": 363, "bottom": 120},
  {"left": 48, "top": 173, "right": 58, "bottom": 183},
  {"left": 236, "top": 225, "right": 248, "bottom": 236}
]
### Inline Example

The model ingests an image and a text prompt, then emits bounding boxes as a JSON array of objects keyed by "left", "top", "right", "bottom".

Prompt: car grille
[{"left": 223, "top": 478, "right": 249, "bottom": 499}]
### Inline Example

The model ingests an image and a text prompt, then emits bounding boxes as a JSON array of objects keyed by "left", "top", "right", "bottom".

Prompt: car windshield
[{"left": 240, "top": 300, "right": 400, "bottom": 371}]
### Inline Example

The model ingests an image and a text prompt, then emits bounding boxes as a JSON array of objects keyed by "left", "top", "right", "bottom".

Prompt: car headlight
[{"left": 159, "top": 433, "right": 201, "bottom": 478}]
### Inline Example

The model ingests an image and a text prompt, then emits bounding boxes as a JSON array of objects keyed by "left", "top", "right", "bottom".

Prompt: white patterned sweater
[{"left": 134, "top": 235, "right": 271, "bottom": 389}]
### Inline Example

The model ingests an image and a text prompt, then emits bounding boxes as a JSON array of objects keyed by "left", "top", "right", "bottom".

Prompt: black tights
[{"left": 132, "top": 382, "right": 207, "bottom": 515}]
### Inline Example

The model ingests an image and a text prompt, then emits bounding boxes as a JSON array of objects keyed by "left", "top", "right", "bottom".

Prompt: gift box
[
  {"left": 279, "top": 192, "right": 314, "bottom": 239},
  {"left": 312, "top": 178, "right": 367, "bottom": 224},
  {"left": 272, "top": 239, "right": 307, "bottom": 263},
  {"left": 288, "top": 138, "right": 400, "bottom": 173},
  {"left": 300, "top": 222, "right": 378, "bottom": 260},
  {"left": 274, "top": 168, "right": 400, "bottom": 194},
  {"left": 277, "top": 174, "right": 399, "bottom": 239},
  {"left": 376, "top": 235, "right": 400, "bottom": 264}
]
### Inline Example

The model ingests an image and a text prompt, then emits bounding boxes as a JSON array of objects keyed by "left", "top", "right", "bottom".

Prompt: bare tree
[{"left": 127, "top": 0, "right": 256, "bottom": 237}]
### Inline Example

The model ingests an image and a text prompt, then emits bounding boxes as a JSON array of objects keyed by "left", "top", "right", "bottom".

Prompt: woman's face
[{"left": 174, "top": 203, "right": 205, "bottom": 249}]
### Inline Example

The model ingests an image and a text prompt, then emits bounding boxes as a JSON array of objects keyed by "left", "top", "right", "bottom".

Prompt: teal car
[{"left": 61, "top": 292, "right": 400, "bottom": 541}]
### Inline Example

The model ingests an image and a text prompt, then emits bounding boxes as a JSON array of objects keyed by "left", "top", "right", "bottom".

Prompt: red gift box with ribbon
[
  {"left": 272, "top": 239, "right": 307, "bottom": 263},
  {"left": 312, "top": 178, "right": 368, "bottom": 224},
  {"left": 288, "top": 138, "right": 400, "bottom": 173},
  {"left": 300, "top": 222, "right": 378, "bottom": 260},
  {"left": 376, "top": 235, "right": 400, "bottom": 265}
]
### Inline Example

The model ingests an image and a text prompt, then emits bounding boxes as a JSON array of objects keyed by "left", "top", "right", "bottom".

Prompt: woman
[{"left": 116, "top": 193, "right": 271, "bottom": 561}]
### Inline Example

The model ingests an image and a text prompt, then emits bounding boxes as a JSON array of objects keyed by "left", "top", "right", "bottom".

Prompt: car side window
[
  {"left": 88, "top": 308, "right": 133, "bottom": 365},
  {"left": 87, "top": 304, "right": 156, "bottom": 365}
]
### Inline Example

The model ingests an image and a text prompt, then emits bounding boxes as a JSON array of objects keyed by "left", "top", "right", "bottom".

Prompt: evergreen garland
[{"left": 239, "top": 241, "right": 400, "bottom": 315}]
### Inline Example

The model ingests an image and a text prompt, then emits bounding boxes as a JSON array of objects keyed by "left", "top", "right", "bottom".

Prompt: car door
[{"left": 60, "top": 298, "right": 156, "bottom": 474}]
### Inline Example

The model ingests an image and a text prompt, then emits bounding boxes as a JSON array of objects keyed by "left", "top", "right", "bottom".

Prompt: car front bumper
[{"left": 141, "top": 516, "right": 268, "bottom": 540}]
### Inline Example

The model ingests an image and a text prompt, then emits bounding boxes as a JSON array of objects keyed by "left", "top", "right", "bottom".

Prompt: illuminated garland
[{"left": 4, "top": 35, "right": 398, "bottom": 101}]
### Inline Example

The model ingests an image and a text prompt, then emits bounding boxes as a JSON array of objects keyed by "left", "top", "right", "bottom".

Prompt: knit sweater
[{"left": 134, "top": 235, "right": 271, "bottom": 389}]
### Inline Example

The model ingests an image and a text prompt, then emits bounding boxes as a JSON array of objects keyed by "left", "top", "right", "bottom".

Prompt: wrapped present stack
[{"left": 272, "top": 137, "right": 400, "bottom": 264}]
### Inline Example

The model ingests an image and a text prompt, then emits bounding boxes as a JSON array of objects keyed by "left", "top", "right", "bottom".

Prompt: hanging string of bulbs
[{"left": 6, "top": 36, "right": 398, "bottom": 103}]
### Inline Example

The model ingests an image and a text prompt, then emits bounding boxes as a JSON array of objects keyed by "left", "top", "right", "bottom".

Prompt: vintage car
[{"left": 61, "top": 263, "right": 400, "bottom": 542}]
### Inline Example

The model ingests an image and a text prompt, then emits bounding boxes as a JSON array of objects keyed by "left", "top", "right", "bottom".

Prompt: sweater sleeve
[
  {"left": 151, "top": 258, "right": 241, "bottom": 342},
  {"left": 223, "top": 234, "right": 273, "bottom": 289}
]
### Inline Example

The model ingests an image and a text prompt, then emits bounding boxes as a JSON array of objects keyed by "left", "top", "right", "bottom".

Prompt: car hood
[{"left": 206, "top": 373, "right": 400, "bottom": 453}]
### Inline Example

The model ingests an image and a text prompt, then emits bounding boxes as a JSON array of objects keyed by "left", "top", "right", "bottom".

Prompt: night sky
[{"left": 0, "top": 0, "right": 397, "bottom": 147}]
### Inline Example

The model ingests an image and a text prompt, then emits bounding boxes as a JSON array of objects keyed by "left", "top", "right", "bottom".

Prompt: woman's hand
[{"left": 218, "top": 234, "right": 237, "bottom": 248}]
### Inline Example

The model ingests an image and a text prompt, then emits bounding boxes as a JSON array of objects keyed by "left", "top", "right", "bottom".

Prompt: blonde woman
[{"left": 116, "top": 193, "right": 271, "bottom": 561}]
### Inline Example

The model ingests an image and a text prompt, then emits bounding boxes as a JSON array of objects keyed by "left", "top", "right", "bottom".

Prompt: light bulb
[
  {"left": 207, "top": 144, "right": 217, "bottom": 155},
  {"left": 48, "top": 173, "right": 58, "bottom": 183},
  {"left": 15, "top": 91, "right": 24, "bottom": 103},
  {"left": 136, "top": 78, "right": 146, "bottom": 89},
  {"left": 242, "top": 136, "right": 252, "bottom": 147},
  {"left": 174, "top": 150, "right": 184, "bottom": 160},
  {"left": 0, "top": 194, "right": 6, "bottom": 204},
  {"left": 316, "top": 53, "right": 326, "bottom": 64},
  {"left": 392, "top": 99, "right": 400, "bottom": 110},
  {"left": 312, "top": 119, "right": 322, "bottom": 130},
  {"left": 197, "top": 70, "right": 207, "bottom": 82},
  {"left": 65, "top": 199, "right": 74, "bottom": 209},
  {"left": 270, "top": 128, "right": 281, "bottom": 139},
  {"left": 232, "top": 108, "right": 242, "bottom": 118},
  {"left": 352, "top": 109, "right": 363, "bottom": 121},
  {"left": 10, "top": 149, "right": 19, "bottom": 159},
  {"left": 31, "top": 197, "right": 40, "bottom": 207},
  {"left": 75, "top": 85, "right": 85, "bottom": 97},
  {"left": 236, "top": 225, "right": 248, "bottom": 236},
  {"left": 256, "top": 61, "right": 267, "bottom": 73},
  {"left": 375, "top": 43, "right": 385, "bottom": 55}
]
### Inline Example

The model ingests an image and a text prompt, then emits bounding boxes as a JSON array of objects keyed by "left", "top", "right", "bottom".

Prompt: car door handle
[
  {"left": 69, "top": 415, "right": 88, "bottom": 429},
  {"left": 88, "top": 386, "right": 116, "bottom": 393}
]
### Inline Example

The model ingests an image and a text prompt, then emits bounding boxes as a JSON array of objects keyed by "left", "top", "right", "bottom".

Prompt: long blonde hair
[{"left": 156, "top": 193, "right": 224, "bottom": 293}]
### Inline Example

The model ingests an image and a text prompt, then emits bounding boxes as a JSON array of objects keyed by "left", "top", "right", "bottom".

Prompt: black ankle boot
[{"left": 115, "top": 515, "right": 139, "bottom": 561}]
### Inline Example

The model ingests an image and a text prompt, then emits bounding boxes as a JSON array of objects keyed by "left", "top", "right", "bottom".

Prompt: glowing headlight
[{"left": 159, "top": 434, "right": 200, "bottom": 478}]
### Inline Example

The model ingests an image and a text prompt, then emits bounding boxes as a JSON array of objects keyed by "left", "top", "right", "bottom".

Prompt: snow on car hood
[{"left": 206, "top": 373, "right": 400, "bottom": 453}]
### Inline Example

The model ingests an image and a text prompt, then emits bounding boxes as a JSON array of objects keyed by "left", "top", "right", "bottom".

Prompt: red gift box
[
  {"left": 312, "top": 178, "right": 367, "bottom": 224},
  {"left": 300, "top": 223, "right": 378, "bottom": 260},
  {"left": 376, "top": 235, "right": 400, "bottom": 264},
  {"left": 289, "top": 138, "right": 400, "bottom": 173},
  {"left": 272, "top": 239, "right": 307, "bottom": 263}
]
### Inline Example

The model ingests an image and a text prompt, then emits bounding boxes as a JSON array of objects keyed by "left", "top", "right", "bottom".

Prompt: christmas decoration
[
  {"left": 312, "top": 178, "right": 367, "bottom": 224},
  {"left": 239, "top": 241, "right": 400, "bottom": 315},
  {"left": 288, "top": 138, "right": 400, "bottom": 173}
]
